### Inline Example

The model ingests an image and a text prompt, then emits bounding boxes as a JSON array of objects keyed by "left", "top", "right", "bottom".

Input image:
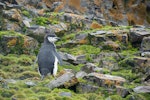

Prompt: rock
[
  {"left": 133, "top": 57, "right": 150, "bottom": 74},
  {"left": 141, "top": 36, "right": 150, "bottom": 52},
  {"left": 141, "top": 51, "right": 150, "bottom": 57},
  {"left": 133, "top": 86, "right": 150, "bottom": 93},
  {"left": 103, "top": 41, "right": 120, "bottom": 51},
  {"left": 81, "top": 63, "right": 103, "bottom": 73},
  {"left": 61, "top": 41, "right": 78, "bottom": 48},
  {"left": 59, "top": 92, "right": 72, "bottom": 97},
  {"left": 51, "top": 2, "right": 63, "bottom": 11},
  {"left": 92, "top": 52, "right": 121, "bottom": 63},
  {"left": 5, "top": 79, "right": 17, "bottom": 84},
  {"left": 59, "top": 13, "right": 91, "bottom": 30},
  {"left": 26, "top": 26, "right": 46, "bottom": 43},
  {"left": 84, "top": 73, "right": 126, "bottom": 88},
  {"left": 2, "top": 9, "right": 22, "bottom": 22},
  {"left": 88, "top": 31, "right": 107, "bottom": 46},
  {"left": 73, "top": 55, "right": 87, "bottom": 64},
  {"left": 75, "top": 33, "right": 88, "bottom": 44},
  {"left": 49, "top": 22, "right": 67, "bottom": 34},
  {"left": 3, "top": 20, "right": 21, "bottom": 31},
  {"left": 116, "top": 86, "right": 130, "bottom": 98},
  {"left": 76, "top": 83, "right": 99, "bottom": 93},
  {"left": 129, "top": 28, "right": 150, "bottom": 43},
  {"left": 0, "top": 32, "right": 38, "bottom": 54},
  {"left": 25, "top": 81, "right": 36, "bottom": 87},
  {"left": 0, "top": 2, "right": 6, "bottom": 9},
  {"left": 46, "top": 72, "right": 78, "bottom": 89},
  {"left": 75, "top": 71, "right": 87, "bottom": 79},
  {"left": 59, "top": 52, "right": 76, "bottom": 63},
  {"left": 23, "top": 20, "right": 30, "bottom": 28}
]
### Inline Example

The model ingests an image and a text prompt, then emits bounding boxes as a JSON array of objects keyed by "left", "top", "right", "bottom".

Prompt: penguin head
[{"left": 44, "top": 34, "right": 60, "bottom": 43}]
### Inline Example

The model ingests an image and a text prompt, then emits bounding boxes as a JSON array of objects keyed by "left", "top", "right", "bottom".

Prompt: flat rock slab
[
  {"left": 129, "top": 28, "right": 150, "bottom": 43},
  {"left": 133, "top": 86, "right": 150, "bottom": 93},
  {"left": 46, "top": 72, "right": 77, "bottom": 89},
  {"left": 84, "top": 73, "right": 126, "bottom": 87}
]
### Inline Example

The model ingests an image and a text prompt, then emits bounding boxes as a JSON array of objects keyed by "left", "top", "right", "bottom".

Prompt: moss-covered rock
[{"left": 0, "top": 31, "right": 38, "bottom": 54}]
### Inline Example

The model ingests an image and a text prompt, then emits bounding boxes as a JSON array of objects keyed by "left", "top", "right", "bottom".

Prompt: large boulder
[
  {"left": 129, "top": 27, "right": 150, "bottom": 43},
  {"left": 141, "top": 36, "right": 150, "bottom": 52},
  {"left": 2, "top": 9, "right": 22, "bottom": 22},
  {"left": 133, "top": 57, "right": 150, "bottom": 74},
  {"left": 0, "top": 31, "right": 38, "bottom": 54}
]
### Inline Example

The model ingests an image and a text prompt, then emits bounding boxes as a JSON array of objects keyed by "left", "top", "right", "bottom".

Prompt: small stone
[
  {"left": 25, "top": 81, "right": 36, "bottom": 87},
  {"left": 76, "top": 71, "right": 87, "bottom": 78},
  {"left": 59, "top": 92, "right": 72, "bottom": 97}
]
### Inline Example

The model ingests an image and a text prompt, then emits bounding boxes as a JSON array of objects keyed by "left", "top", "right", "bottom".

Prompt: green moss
[
  {"left": 59, "top": 64, "right": 84, "bottom": 72},
  {"left": 111, "top": 69, "right": 138, "bottom": 81},
  {"left": 22, "top": 10, "right": 30, "bottom": 18},
  {"left": 108, "top": 95, "right": 123, "bottom": 100},
  {"left": 18, "top": 71, "right": 39, "bottom": 80},
  {"left": 1, "top": 89, "right": 15, "bottom": 98},
  {"left": 126, "top": 93, "right": 147, "bottom": 100},
  {"left": 0, "top": 31, "right": 25, "bottom": 54},
  {"left": 34, "top": 17, "right": 49, "bottom": 26},
  {"left": 18, "top": 55, "right": 32, "bottom": 66},
  {"left": 60, "top": 45, "right": 100, "bottom": 56}
]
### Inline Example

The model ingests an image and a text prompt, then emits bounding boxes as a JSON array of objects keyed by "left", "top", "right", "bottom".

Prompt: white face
[{"left": 47, "top": 37, "right": 58, "bottom": 43}]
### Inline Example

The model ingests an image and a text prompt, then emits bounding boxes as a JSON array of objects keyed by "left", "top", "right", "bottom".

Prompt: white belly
[{"left": 53, "top": 56, "right": 58, "bottom": 76}]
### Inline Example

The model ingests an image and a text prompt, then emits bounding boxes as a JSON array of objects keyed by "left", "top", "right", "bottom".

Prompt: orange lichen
[
  {"left": 68, "top": 0, "right": 86, "bottom": 13},
  {"left": 94, "top": 0, "right": 102, "bottom": 6},
  {"left": 104, "top": 79, "right": 113, "bottom": 87},
  {"left": 109, "top": 9, "right": 123, "bottom": 20},
  {"left": 55, "top": 0, "right": 66, "bottom": 12},
  {"left": 7, "top": 38, "right": 17, "bottom": 47},
  {"left": 90, "top": 22, "right": 102, "bottom": 29},
  {"left": 78, "top": 39, "right": 88, "bottom": 44}
]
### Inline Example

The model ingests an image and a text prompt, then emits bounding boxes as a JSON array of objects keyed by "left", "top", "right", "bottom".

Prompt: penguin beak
[{"left": 56, "top": 37, "right": 60, "bottom": 40}]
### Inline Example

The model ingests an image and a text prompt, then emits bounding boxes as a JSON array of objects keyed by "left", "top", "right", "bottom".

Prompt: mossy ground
[{"left": 0, "top": 25, "right": 149, "bottom": 100}]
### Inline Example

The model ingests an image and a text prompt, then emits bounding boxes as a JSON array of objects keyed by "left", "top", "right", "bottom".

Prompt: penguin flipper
[{"left": 53, "top": 51, "right": 63, "bottom": 66}]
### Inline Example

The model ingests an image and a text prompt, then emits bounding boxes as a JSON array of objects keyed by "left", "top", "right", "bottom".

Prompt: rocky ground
[{"left": 0, "top": 0, "right": 150, "bottom": 100}]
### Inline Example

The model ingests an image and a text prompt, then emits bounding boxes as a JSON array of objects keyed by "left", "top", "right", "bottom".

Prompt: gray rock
[
  {"left": 141, "top": 52, "right": 150, "bottom": 57},
  {"left": 0, "top": 34, "right": 38, "bottom": 54},
  {"left": 73, "top": 55, "right": 87, "bottom": 64},
  {"left": 51, "top": 2, "right": 63, "bottom": 11},
  {"left": 25, "top": 81, "right": 36, "bottom": 87},
  {"left": 141, "top": 36, "right": 150, "bottom": 52},
  {"left": 75, "top": 33, "right": 88, "bottom": 44},
  {"left": 84, "top": 73, "right": 126, "bottom": 87},
  {"left": 116, "top": 86, "right": 130, "bottom": 98},
  {"left": 133, "top": 57, "right": 150, "bottom": 74},
  {"left": 49, "top": 22, "right": 67, "bottom": 33},
  {"left": 46, "top": 72, "right": 77, "bottom": 89},
  {"left": 76, "top": 71, "right": 87, "bottom": 79},
  {"left": 0, "top": 2, "right": 5, "bottom": 9},
  {"left": 4, "top": 21, "right": 21, "bottom": 31},
  {"left": 59, "top": 52, "right": 76, "bottom": 62},
  {"left": 23, "top": 20, "right": 30, "bottom": 28},
  {"left": 81, "top": 63, "right": 102, "bottom": 73},
  {"left": 59, "top": 92, "right": 72, "bottom": 97},
  {"left": 133, "top": 86, "right": 150, "bottom": 93},
  {"left": 5, "top": 79, "right": 17, "bottom": 84},
  {"left": 129, "top": 28, "right": 150, "bottom": 43},
  {"left": 76, "top": 83, "right": 99, "bottom": 93},
  {"left": 2, "top": 9, "right": 22, "bottom": 22}
]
